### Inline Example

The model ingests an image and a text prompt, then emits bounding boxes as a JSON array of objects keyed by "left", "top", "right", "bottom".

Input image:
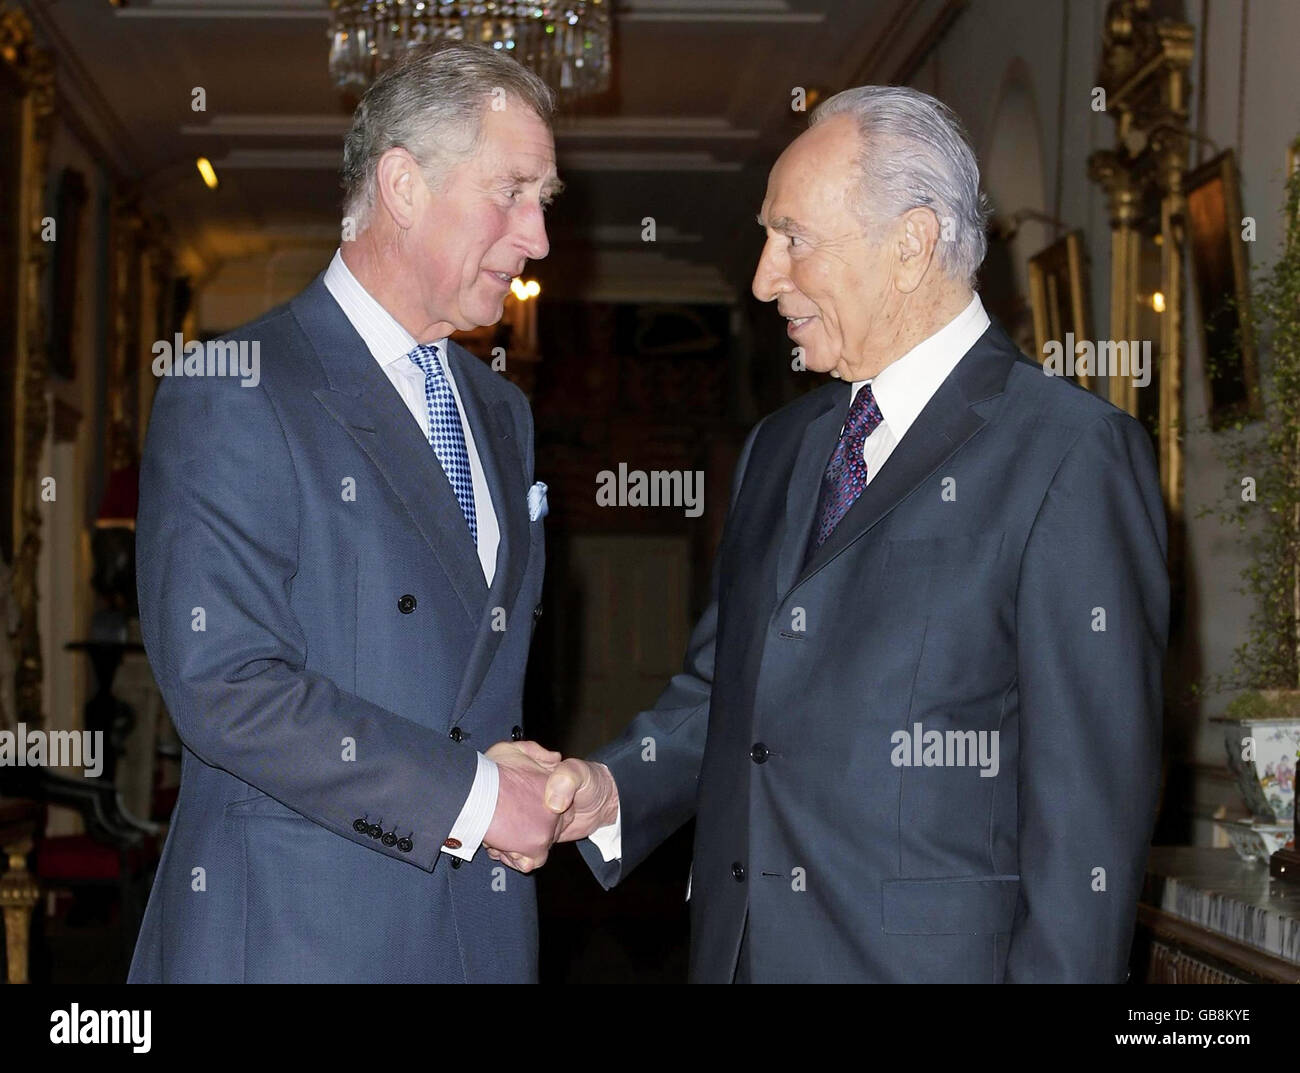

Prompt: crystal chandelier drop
[{"left": 328, "top": 1, "right": 612, "bottom": 106}]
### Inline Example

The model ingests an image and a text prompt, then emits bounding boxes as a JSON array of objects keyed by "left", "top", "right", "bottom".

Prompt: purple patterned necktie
[{"left": 812, "top": 382, "right": 884, "bottom": 548}]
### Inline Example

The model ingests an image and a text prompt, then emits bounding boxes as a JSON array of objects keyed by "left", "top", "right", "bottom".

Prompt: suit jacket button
[
  {"left": 450, "top": 858, "right": 462, "bottom": 869},
  {"left": 367, "top": 823, "right": 383, "bottom": 839},
  {"left": 532, "top": 604, "right": 542, "bottom": 621},
  {"left": 397, "top": 837, "right": 413, "bottom": 853},
  {"left": 449, "top": 726, "right": 465, "bottom": 743},
  {"left": 353, "top": 818, "right": 369, "bottom": 834},
  {"left": 398, "top": 594, "right": 417, "bottom": 614},
  {"left": 731, "top": 862, "right": 746, "bottom": 882},
  {"left": 511, "top": 725, "right": 524, "bottom": 741},
  {"left": 750, "top": 743, "right": 769, "bottom": 764},
  {"left": 382, "top": 831, "right": 397, "bottom": 847}
]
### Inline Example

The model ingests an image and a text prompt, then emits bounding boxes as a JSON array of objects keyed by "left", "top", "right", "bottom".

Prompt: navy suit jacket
[
  {"left": 580, "top": 322, "right": 1168, "bottom": 983},
  {"left": 129, "top": 276, "right": 545, "bottom": 982}
]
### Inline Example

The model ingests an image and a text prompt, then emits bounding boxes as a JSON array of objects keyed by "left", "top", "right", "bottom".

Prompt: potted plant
[{"left": 1207, "top": 144, "right": 1300, "bottom": 877}]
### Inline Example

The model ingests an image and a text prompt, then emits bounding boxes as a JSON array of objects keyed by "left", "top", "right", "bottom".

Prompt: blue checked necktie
[
  {"left": 812, "top": 382, "right": 884, "bottom": 549},
  {"left": 407, "top": 343, "right": 478, "bottom": 544}
]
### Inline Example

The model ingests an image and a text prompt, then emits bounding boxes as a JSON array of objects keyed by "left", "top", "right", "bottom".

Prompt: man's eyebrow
[
  {"left": 503, "top": 170, "right": 565, "bottom": 198},
  {"left": 756, "top": 213, "right": 809, "bottom": 236}
]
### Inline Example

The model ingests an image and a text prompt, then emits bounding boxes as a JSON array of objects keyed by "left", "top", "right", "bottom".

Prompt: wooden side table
[{"left": 0, "top": 798, "right": 42, "bottom": 984}]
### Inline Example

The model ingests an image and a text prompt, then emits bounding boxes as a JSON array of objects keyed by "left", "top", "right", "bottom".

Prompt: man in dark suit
[
  {"left": 130, "top": 43, "right": 568, "bottom": 983},
  {"left": 525, "top": 85, "right": 1168, "bottom": 983}
]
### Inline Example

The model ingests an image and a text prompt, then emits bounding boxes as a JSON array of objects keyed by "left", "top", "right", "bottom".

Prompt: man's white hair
[{"left": 809, "top": 85, "right": 990, "bottom": 286}]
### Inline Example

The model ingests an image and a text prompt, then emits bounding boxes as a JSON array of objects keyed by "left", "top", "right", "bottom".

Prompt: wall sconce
[{"left": 196, "top": 156, "right": 219, "bottom": 190}]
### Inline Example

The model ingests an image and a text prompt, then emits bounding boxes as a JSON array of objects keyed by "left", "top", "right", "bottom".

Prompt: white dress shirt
[
  {"left": 323, "top": 248, "right": 501, "bottom": 861},
  {"left": 851, "top": 292, "right": 990, "bottom": 466},
  {"left": 588, "top": 293, "right": 991, "bottom": 867}
]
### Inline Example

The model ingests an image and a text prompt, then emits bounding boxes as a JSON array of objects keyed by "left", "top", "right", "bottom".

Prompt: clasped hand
[{"left": 481, "top": 740, "right": 618, "bottom": 873}]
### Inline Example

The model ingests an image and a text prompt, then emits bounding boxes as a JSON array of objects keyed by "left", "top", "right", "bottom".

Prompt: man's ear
[
  {"left": 373, "top": 147, "right": 421, "bottom": 231},
  {"left": 895, "top": 206, "right": 941, "bottom": 292}
]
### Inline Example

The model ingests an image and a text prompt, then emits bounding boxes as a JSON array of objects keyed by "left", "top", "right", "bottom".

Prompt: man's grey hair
[
  {"left": 341, "top": 41, "right": 555, "bottom": 229},
  {"left": 809, "top": 85, "right": 990, "bottom": 286}
]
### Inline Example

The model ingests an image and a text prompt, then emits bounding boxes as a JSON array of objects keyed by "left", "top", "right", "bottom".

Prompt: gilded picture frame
[
  {"left": 1028, "top": 230, "right": 1092, "bottom": 391},
  {"left": 1185, "top": 149, "right": 1262, "bottom": 429},
  {"left": 0, "top": 5, "right": 54, "bottom": 731}
]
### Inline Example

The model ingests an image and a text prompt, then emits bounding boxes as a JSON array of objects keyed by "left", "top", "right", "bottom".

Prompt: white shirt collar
[
  {"left": 322, "top": 247, "right": 449, "bottom": 372},
  {"left": 851, "top": 293, "right": 990, "bottom": 439}
]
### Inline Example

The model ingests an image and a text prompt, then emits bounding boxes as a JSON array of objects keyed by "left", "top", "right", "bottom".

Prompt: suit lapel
[
  {"left": 776, "top": 383, "right": 850, "bottom": 599},
  {"left": 444, "top": 340, "right": 530, "bottom": 721},
  {"left": 798, "top": 328, "right": 1018, "bottom": 584},
  {"left": 292, "top": 278, "right": 488, "bottom": 625}
]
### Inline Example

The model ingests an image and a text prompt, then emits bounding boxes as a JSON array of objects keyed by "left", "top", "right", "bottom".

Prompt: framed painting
[{"left": 1185, "top": 150, "right": 1261, "bottom": 429}]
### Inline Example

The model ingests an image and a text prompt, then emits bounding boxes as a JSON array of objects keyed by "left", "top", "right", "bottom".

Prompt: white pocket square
[{"left": 527, "top": 481, "right": 549, "bottom": 521}]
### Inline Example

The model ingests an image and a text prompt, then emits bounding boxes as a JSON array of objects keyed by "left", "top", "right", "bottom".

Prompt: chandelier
[{"left": 328, "top": 1, "right": 612, "bottom": 106}]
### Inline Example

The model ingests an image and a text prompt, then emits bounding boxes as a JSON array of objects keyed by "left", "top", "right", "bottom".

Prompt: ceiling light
[{"left": 327, "top": 0, "right": 612, "bottom": 106}]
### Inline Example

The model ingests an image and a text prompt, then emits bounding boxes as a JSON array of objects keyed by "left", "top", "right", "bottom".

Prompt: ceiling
[{"left": 26, "top": 0, "right": 962, "bottom": 301}]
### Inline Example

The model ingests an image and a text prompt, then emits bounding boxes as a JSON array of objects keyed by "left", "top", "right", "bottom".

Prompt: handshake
[{"left": 480, "top": 740, "right": 620, "bottom": 872}]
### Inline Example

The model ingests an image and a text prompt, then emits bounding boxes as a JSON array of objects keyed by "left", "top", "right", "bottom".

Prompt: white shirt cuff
[
  {"left": 586, "top": 803, "right": 622, "bottom": 862},
  {"left": 442, "top": 752, "right": 499, "bottom": 861}
]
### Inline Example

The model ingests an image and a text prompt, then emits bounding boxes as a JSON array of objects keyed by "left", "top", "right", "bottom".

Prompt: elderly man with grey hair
[
  {"left": 130, "top": 42, "right": 568, "bottom": 983},
  {"left": 532, "top": 85, "right": 1168, "bottom": 983}
]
